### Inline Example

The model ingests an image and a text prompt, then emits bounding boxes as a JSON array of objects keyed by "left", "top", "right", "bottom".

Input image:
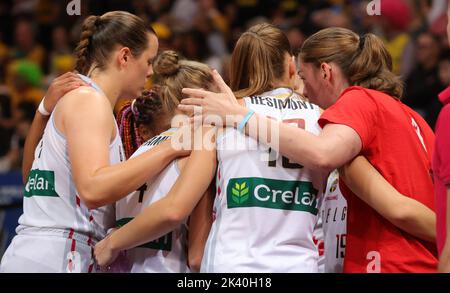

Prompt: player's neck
[
  {"left": 272, "top": 76, "right": 293, "bottom": 90},
  {"left": 89, "top": 72, "right": 121, "bottom": 110}
]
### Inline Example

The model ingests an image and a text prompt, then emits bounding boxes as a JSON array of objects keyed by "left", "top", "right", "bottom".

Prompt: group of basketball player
[{"left": 0, "top": 9, "right": 447, "bottom": 273}]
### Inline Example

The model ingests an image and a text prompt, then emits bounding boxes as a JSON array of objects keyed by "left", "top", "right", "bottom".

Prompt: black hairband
[
  {"left": 94, "top": 16, "right": 102, "bottom": 27},
  {"left": 359, "top": 35, "right": 366, "bottom": 50}
]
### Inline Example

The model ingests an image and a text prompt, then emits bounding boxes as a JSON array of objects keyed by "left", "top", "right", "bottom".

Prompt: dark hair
[
  {"left": 15, "top": 18, "right": 38, "bottom": 37},
  {"left": 417, "top": 31, "right": 441, "bottom": 45},
  {"left": 75, "top": 11, "right": 156, "bottom": 75},
  {"left": 153, "top": 50, "right": 213, "bottom": 114},
  {"left": 118, "top": 51, "right": 213, "bottom": 158},
  {"left": 440, "top": 49, "right": 450, "bottom": 62},
  {"left": 300, "top": 27, "right": 404, "bottom": 99},
  {"left": 230, "top": 23, "right": 292, "bottom": 98},
  {"left": 17, "top": 101, "right": 36, "bottom": 123},
  {"left": 0, "top": 93, "right": 12, "bottom": 118},
  {"left": 117, "top": 91, "right": 163, "bottom": 159}
]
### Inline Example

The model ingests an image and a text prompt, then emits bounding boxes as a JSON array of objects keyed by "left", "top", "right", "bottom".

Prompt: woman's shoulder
[
  {"left": 339, "top": 86, "right": 396, "bottom": 108},
  {"left": 59, "top": 86, "right": 108, "bottom": 109},
  {"left": 64, "top": 85, "right": 103, "bottom": 99},
  {"left": 436, "top": 103, "right": 450, "bottom": 127},
  {"left": 440, "top": 103, "right": 450, "bottom": 116},
  {"left": 341, "top": 86, "right": 395, "bottom": 100},
  {"left": 340, "top": 86, "right": 369, "bottom": 97}
]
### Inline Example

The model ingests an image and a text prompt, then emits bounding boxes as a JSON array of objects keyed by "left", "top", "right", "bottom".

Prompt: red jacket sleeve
[{"left": 318, "top": 87, "right": 378, "bottom": 150}]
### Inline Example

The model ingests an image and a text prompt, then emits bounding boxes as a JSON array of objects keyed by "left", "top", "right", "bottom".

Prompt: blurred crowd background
[{"left": 0, "top": 0, "right": 449, "bottom": 173}]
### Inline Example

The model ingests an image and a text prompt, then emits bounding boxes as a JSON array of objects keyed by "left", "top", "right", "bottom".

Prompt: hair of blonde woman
[
  {"left": 230, "top": 23, "right": 293, "bottom": 98},
  {"left": 300, "top": 27, "right": 403, "bottom": 99},
  {"left": 152, "top": 50, "right": 213, "bottom": 114}
]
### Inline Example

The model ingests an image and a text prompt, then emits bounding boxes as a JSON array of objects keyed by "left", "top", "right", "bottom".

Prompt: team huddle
[{"left": 0, "top": 10, "right": 444, "bottom": 273}]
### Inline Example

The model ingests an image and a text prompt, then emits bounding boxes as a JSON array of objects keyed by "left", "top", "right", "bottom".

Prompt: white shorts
[{"left": 0, "top": 228, "right": 97, "bottom": 273}]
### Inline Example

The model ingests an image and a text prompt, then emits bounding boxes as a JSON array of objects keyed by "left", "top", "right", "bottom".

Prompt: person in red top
[
  {"left": 435, "top": 85, "right": 450, "bottom": 273},
  {"left": 319, "top": 86, "right": 437, "bottom": 272},
  {"left": 180, "top": 27, "right": 438, "bottom": 272},
  {"left": 434, "top": 5, "right": 450, "bottom": 273}
]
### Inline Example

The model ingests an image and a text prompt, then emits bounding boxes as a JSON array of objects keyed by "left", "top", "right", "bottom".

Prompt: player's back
[
  {"left": 201, "top": 88, "right": 327, "bottom": 273},
  {"left": 115, "top": 128, "right": 189, "bottom": 273}
]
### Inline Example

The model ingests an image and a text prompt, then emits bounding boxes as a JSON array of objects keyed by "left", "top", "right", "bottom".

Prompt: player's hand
[
  {"left": 44, "top": 72, "right": 87, "bottom": 113},
  {"left": 179, "top": 70, "right": 247, "bottom": 127},
  {"left": 94, "top": 232, "right": 120, "bottom": 268},
  {"left": 161, "top": 120, "right": 194, "bottom": 158}
]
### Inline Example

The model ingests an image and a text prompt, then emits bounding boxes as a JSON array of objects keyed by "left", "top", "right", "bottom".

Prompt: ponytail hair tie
[
  {"left": 141, "top": 90, "right": 154, "bottom": 99},
  {"left": 94, "top": 16, "right": 102, "bottom": 27},
  {"left": 359, "top": 35, "right": 366, "bottom": 51},
  {"left": 131, "top": 99, "right": 139, "bottom": 119}
]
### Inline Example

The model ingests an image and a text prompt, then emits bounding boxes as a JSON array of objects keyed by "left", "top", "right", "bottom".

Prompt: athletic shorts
[{"left": 0, "top": 227, "right": 97, "bottom": 273}]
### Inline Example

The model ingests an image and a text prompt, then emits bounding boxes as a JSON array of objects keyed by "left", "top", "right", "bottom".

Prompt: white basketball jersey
[
  {"left": 17, "top": 75, "right": 121, "bottom": 242},
  {"left": 115, "top": 128, "right": 189, "bottom": 273},
  {"left": 314, "top": 170, "right": 347, "bottom": 273},
  {"left": 201, "top": 88, "right": 328, "bottom": 273}
]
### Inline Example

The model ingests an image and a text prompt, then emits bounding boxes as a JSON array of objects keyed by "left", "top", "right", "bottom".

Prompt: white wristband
[{"left": 38, "top": 97, "right": 51, "bottom": 116}]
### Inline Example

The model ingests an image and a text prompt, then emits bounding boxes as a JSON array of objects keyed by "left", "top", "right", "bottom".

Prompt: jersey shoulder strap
[{"left": 131, "top": 128, "right": 178, "bottom": 158}]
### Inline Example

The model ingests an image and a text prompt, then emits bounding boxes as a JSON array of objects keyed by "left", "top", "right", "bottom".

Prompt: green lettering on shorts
[
  {"left": 227, "top": 177, "right": 318, "bottom": 214},
  {"left": 24, "top": 170, "right": 59, "bottom": 197},
  {"left": 116, "top": 218, "right": 172, "bottom": 251}
]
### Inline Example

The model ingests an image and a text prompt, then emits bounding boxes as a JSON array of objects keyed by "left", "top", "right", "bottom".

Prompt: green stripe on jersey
[{"left": 116, "top": 218, "right": 172, "bottom": 251}]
